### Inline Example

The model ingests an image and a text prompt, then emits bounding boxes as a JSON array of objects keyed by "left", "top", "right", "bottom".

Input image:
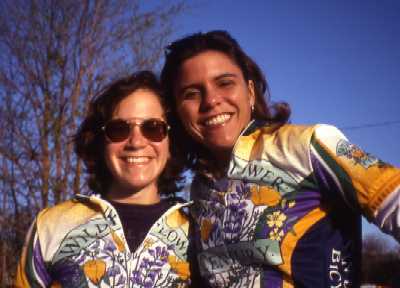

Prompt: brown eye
[
  {"left": 218, "top": 79, "right": 234, "bottom": 87},
  {"left": 182, "top": 89, "right": 201, "bottom": 100}
]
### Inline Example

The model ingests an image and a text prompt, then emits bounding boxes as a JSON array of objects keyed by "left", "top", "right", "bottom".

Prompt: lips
[{"left": 203, "top": 113, "right": 231, "bottom": 127}]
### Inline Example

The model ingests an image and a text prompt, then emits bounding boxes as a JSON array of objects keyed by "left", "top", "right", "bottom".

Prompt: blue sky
[{"left": 172, "top": 0, "right": 400, "bottom": 246}]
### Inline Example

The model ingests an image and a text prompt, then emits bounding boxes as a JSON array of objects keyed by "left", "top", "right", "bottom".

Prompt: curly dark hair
[
  {"left": 74, "top": 70, "right": 185, "bottom": 197},
  {"left": 160, "top": 30, "right": 291, "bottom": 171}
]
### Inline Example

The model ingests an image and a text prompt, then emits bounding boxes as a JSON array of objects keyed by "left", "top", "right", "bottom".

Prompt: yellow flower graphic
[
  {"left": 266, "top": 211, "right": 287, "bottom": 228},
  {"left": 201, "top": 219, "right": 213, "bottom": 241},
  {"left": 250, "top": 185, "right": 281, "bottom": 206},
  {"left": 269, "top": 228, "right": 284, "bottom": 241},
  {"left": 351, "top": 148, "right": 365, "bottom": 159},
  {"left": 83, "top": 259, "right": 106, "bottom": 285},
  {"left": 142, "top": 238, "right": 155, "bottom": 250},
  {"left": 50, "top": 282, "right": 62, "bottom": 288},
  {"left": 111, "top": 230, "right": 126, "bottom": 252},
  {"left": 168, "top": 255, "right": 190, "bottom": 281},
  {"left": 166, "top": 210, "right": 189, "bottom": 229}
]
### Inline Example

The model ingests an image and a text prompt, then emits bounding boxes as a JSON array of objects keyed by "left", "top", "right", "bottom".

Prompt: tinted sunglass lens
[
  {"left": 141, "top": 120, "right": 167, "bottom": 142},
  {"left": 105, "top": 120, "right": 130, "bottom": 142}
]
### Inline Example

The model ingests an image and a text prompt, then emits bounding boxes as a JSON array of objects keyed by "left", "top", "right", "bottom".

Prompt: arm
[
  {"left": 15, "top": 219, "right": 52, "bottom": 287},
  {"left": 309, "top": 124, "right": 400, "bottom": 241}
]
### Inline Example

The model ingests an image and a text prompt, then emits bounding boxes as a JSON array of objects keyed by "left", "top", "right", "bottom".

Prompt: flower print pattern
[
  {"left": 253, "top": 191, "right": 297, "bottom": 241},
  {"left": 52, "top": 208, "right": 189, "bottom": 287},
  {"left": 167, "top": 255, "right": 190, "bottom": 281},
  {"left": 196, "top": 179, "right": 265, "bottom": 246},
  {"left": 166, "top": 210, "right": 189, "bottom": 230},
  {"left": 83, "top": 259, "right": 106, "bottom": 284},
  {"left": 51, "top": 258, "right": 87, "bottom": 287},
  {"left": 69, "top": 229, "right": 190, "bottom": 287},
  {"left": 336, "top": 139, "right": 382, "bottom": 169},
  {"left": 269, "top": 228, "right": 284, "bottom": 241},
  {"left": 201, "top": 219, "right": 214, "bottom": 241},
  {"left": 111, "top": 230, "right": 126, "bottom": 252},
  {"left": 50, "top": 281, "right": 62, "bottom": 288},
  {"left": 223, "top": 198, "right": 248, "bottom": 242},
  {"left": 250, "top": 185, "right": 281, "bottom": 206},
  {"left": 266, "top": 211, "right": 287, "bottom": 229},
  {"left": 70, "top": 237, "right": 129, "bottom": 287},
  {"left": 142, "top": 238, "right": 156, "bottom": 250},
  {"left": 223, "top": 181, "right": 265, "bottom": 242},
  {"left": 17, "top": 196, "right": 191, "bottom": 288},
  {"left": 264, "top": 210, "right": 288, "bottom": 242},
  {"left": 130, "top": 246, "right": 186, "bottom": 287},
  {"left": 194, "top": 167, "right": 301, "bottom": 286},
  {"left": 221, "top": 181, "right": 247, "bottom": 242},
  {"left": 195, "top": 195, "right": 225, "bottom": 247}
]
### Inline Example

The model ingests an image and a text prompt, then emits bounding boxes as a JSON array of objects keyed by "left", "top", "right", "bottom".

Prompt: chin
[{"left": 206, "top": 141, "right": 234, "bottom": 155}]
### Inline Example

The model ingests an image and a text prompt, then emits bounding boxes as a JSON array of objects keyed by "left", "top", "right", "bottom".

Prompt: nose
[
  {"left": 125, "top": 125, "right": 147, "bottom": 148},
  {"left": 200, "top": 86, "right": 221, "bottom": 111}
]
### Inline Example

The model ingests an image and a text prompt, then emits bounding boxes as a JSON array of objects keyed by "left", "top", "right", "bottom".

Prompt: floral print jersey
[
  {"left": 191, "top": 120, "right": 400, "bottom": 287},
  {"left": 15, "top": 195, "right": 192, "bottom": 287}
]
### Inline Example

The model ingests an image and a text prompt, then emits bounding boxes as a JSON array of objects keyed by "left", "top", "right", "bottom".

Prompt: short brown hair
[{"left": 74, "top": 70, "right": 185, "bottom": 197}]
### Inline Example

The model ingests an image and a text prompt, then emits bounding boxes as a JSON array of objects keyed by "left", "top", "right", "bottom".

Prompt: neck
[
  {"left": 204, "top": 148, "right": 232, "bottom": 178},
  {"left": 107, "top": 183, "right": 160, "bottom": 205}
]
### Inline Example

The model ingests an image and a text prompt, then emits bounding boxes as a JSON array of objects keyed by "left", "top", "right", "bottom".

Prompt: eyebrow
[{"left": 214, "top": 73, "right": 238, "bottom": 81}]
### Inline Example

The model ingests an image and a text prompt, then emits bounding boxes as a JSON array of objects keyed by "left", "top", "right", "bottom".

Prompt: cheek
[
  {"left": 164, "top": 138, "right": 171, "bottom": 161},
  {"left": 154, "top": 140, "right": 170, "bottom": 163},
  {"left": 177, "top": 101, "right": 198, "bottom": 120},
  {"left": 104, "top": 144, "right": 119, "bottom": 169},
  {"left": 177, "top": 103, "right": 200, "bottom": 134}
]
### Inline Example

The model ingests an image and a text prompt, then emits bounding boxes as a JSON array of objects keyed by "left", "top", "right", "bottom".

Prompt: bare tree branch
[{"left": 0, "top": 0, "right": 187, "bottom": 283}]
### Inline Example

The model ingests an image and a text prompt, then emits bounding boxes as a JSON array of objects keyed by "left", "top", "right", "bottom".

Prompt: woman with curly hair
[{"left": 15, "top": 71, "right": 195, "bottom": 287}]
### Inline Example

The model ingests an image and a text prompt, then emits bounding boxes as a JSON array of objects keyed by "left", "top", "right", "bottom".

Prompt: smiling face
[
  {"left": 174, "top": 50, "right": 255, "bottom": 161},
  {"left": 104, "top": 89, "right": 169, "bottom": 204}
]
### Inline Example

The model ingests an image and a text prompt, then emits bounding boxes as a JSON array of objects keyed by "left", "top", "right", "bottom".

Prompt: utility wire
[{"left": 340, "top": 120, "right": 400, "bottom": 131}]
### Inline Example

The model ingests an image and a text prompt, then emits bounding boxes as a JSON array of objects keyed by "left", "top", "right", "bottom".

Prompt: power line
[{"left": 340, "top": 120, "right": 400, "bottom": 131}]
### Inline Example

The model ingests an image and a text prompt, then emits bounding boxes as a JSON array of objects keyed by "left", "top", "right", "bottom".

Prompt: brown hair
[
  {"left": 160, "top": 30, "right": 290, "bottom": 171},
  {"left": 74, "top": 70, "right": 185, "bottom": 197}
]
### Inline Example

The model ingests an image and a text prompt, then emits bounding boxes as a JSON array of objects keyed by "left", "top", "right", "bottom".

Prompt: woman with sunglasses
[
  {"left": 15, "top": 71, "right": 196, "bottom": 287},
  {"left": 160, "top": 31, "right": 400, "bottom": 287}
]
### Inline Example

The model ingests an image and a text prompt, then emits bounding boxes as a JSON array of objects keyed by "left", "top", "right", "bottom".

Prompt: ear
[{"left": 248, "top": 80, "right": 256, "bottom": 107}]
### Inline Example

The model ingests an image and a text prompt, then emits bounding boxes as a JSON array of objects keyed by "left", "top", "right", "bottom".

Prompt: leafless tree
[{"left": 0, "top": 0, "right": 186, "bottom": 284}]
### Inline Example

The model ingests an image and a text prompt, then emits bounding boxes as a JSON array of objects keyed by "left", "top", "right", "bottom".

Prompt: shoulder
[
  {"left": 233, "top": 123, "right": 341, "bottom": 181},
  {"left": 35, "top": 197, "right": 103, "bottom": 262},
  {"left": 37, "top": 197, "right": 100, "bottom": 228},
  {"left": 255, "top": 123, "right": 345, "bottom": 150},
  {"left": 235, "top": 123, "right": 318, "bottom": 160},
  {"left": 311, "top": 124, "right": 347, "bottom": 145},
  {"left": 163, "top": 201, "right": 191, "bottom": 231},
  {"left": 263, "top": 123, "right": 316, "bottom": 143}
]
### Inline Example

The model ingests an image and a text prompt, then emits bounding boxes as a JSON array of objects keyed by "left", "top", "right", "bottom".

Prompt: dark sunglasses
[{"left": 102, "top": 118, "right": 170, "bottom": 142}]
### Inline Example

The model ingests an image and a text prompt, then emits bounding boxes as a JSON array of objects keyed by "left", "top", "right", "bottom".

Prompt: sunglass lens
[
  {"left": 141, "top": 120, "right": 167, "bottom": 142},
  {"left": 104, "top": 120, "right": 130, "bottom": 142}
]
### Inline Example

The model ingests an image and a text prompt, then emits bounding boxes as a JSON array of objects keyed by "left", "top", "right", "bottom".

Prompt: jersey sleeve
[
  {"left": 309, "top": 124, "right": 400, "bottom": 241},
  {"left": 14, "top": 219, "right": 53, "bottom": 287}
]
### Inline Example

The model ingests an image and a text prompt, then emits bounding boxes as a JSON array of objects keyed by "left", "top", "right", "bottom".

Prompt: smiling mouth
[
  {"left": 204, "top": 113, "right": 231, "bottom": 127},
  {"left": 123, "top": 156, "right": 151, "bottom": 164}
]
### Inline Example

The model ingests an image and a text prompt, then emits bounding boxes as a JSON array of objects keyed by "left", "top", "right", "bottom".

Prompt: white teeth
[
  {"left": 125, "top": 157, "right": 149, "bottom": 164},
  {"left": 204, "top": 114, "right": 231, "bottom": 126}
]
